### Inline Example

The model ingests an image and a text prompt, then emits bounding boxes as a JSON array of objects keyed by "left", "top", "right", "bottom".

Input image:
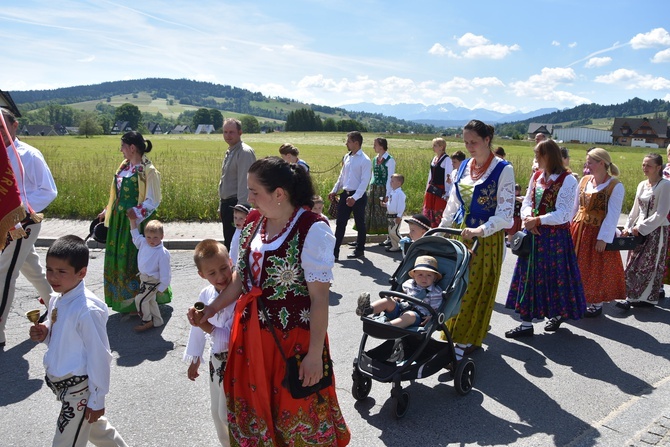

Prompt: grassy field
[{"left": 21, "top": 132, "right": 662, "bottom": 222}]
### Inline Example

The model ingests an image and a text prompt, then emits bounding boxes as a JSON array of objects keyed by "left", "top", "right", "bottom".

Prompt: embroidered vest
[
  {"left": 532, "top": 170, "right": 570, "bottom": 216},
  {"left": 573, "top": 176, "right": 620, "bottom": 227},
  {"left": 372, "top": 155, "right": 392, "bottom": 186},
  {"left": 453, "top": 158, "right": 508, "bottom": 226},
  {"left": 429, "top": 154, "right": 448, "bottom": 189},
  {"left": 237, "top": 209, "right": 325, "bottom": 332}
]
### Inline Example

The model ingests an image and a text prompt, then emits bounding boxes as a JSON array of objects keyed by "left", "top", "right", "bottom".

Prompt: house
[
  {"left": 194, "top": 124, "right": 215, "bottom": 134},
  {"left": 527, "top": 123, "right": 553, "bottom": 140},
  {"left": 169, "top": 125, "right": 192, "bottom": 134},
  {"left": 0, "top": 90, "right": 21, "bottom": 117},
  {"left": 20, "top": 125, "right": 59, "bottom": 136},
  {"left": 146, "top": 122, "right": 163, "bottom": 134},
  {"left": 65, "top": 127, "right": 79, "bottom": 135},
  {"left": 553, "top": 127, "right": 612, "bottom": 144},
  {"left": 53, "top": 123, "right": 68, "bottom": 135},
  {"left": 611, "top": 118, "right": 669, "bottom": 147},
  {"left": 111, "top": 121, "right": 133, "bottom": 135}
]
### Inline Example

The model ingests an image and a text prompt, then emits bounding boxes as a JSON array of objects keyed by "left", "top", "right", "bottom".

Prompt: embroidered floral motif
[{"left": 263, "top": 234, "right": 309, "bottom": 301}]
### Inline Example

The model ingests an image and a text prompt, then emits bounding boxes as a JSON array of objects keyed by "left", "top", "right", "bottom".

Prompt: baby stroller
[{"left": 351, "top": 227, "right": 477, "bottom": 418}]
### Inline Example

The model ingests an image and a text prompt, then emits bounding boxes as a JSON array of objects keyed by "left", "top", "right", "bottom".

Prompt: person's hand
[
  {"left": 632, "top": 227, "right": 640, "bottom": 237},
  {"left": 345, "top": 196, "right": 355, "bottom": 207},
  {"left": 621, "top": 229, "right": 629, "bottom": 237},
  {"left": 595, "top": 240, "right": 607, "bottom": 253},
  {"left": 461, "top": 227, "right": 483, "bottom": 240},
  {"left": 187, "top": 359, "right": 200, "bottom": 381},
  {"left": 328, "top": 193, "right": 337, "bottom": 202},
  {"left": 421, "top": 315, "right": 432, "bottom": 326},
  {"left": 29, "top": 323, "right": 48, "bottom": 342},
  {"left": 187, "top": 307, "right": 201, "bottom": 326},
  {"left": 84, "top": 407, "right": 105, "bottom": 423},
  {"left": 523, "top": 217, "right": 541, "bottom": 235},
  {"left": 299, "top": 350, "right": 323, "bottom": 387},
  {"left": 96, "top": 211, "right": 105, "bottom": 221},
  {"left": 126, "top": 209, "right": 136, "bottom": 220}
]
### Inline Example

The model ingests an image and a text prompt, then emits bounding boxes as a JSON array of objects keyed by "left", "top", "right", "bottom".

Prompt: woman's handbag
[
  {"left": 605, "top": 236, "right": 638, "bottom": 251},
  {"left": 510, "top": 231, "right": 532, "bottom": 258},
  {"left": 426, "top": 184, "right": 444, "bottom": 198},
  {"left": 258, "top": 300, "right": 332, "bottom": 399}
]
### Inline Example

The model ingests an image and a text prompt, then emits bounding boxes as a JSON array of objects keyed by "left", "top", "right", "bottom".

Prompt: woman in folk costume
[
  {"left": 570, "top": 148, "right": 625, "bottom": 317},
  {"left": 505, "top": 139, "right": 586, "bottom": 338},
  {"left": 617, "top": 153, "right": 670, "bottom": 310},
  {"left": 193, "top": 157, "right": 350, "bottom": 447},
  {"left": 423, "top": 137, "right": 452, "bottom": 227},
  {"left": 662, "top": 144, "right": 670, "bottom": 299},
  {"left": 366, "top": 137, "right": 395, "bottom": 238},
  {"left": 99, "top": 131, "right": 171, "bottom": 312},
  {"left": 439, "top": 120, "right": 515, "bottom": 359}
]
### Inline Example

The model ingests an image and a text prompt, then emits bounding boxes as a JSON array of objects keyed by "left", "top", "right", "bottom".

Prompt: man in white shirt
[
  {"left": 1, "top": 108, "right": 57, "bottom": 348},
  {"left": 329, "top": 131, "right": 372, "bottom": 259},
  {"left": 218, "top": 118, "right": 256, "bottom": 251}
]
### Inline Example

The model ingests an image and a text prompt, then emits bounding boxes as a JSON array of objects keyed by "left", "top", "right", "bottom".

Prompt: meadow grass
[{"left": 23, "top": 133, "right": 661, "bottom": 222}]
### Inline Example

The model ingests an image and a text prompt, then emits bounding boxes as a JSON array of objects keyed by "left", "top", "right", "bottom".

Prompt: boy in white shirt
[
  {"left": 128, "top": 215, "right": 171, "bottom": 333},
  {"left": 381, "top": 173, "right": 406, "bottom": 253},
  {"left": 29, "top": 235, "right": 128, "bottom": 447},
  {"left": 184, "top": 239, "right": 236, "bottom": 446}
]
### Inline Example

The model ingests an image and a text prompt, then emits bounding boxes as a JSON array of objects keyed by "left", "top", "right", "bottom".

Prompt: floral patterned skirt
[
  {"left": 625, "top": 226, "right": 669, "bottom": 303},
  {"left": 570, "top": 222, "right": 625, "bottom": 303},
  {"left": 506, "top": 225, "right": 586, "bottom": 320},
  {"left": 225, "top": 291, "right": 350, "bottom": 447}
]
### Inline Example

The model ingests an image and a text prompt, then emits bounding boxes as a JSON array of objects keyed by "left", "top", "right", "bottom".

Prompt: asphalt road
[{"left": 1, "top": 244, "right": 670, "bottom": 447}]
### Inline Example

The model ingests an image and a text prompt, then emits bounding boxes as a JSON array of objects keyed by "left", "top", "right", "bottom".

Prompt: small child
[
  {"left": 278, "top": 143, "right": 309, "bottom": 171},
  {"left": 311, "top": 195, "right": 327, "bottom": 218},
  {"left": 356, "top": 255, "right": 443, "bottom": 328},
  {"left": 381, "top": 173, "right": 406, "bottom": 253},
  {"left": 184, "top": 239, "right": 236, "bottom": 446},
  {"left": 128, "top": 214, "right": 171, "bottom": 333},
  {"left": 29, "top": 235, "right": 128, "bottom": 447},
  {"left": 229, "top": 203, "right": 250, "bottom": 265},
  {"left": 399, "top": 214, "right": 432, "bottom": 255}
]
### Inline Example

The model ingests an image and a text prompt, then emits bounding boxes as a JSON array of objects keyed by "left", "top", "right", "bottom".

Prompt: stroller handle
[
  {"left": 424, "top": 227, "right": 479, "bottom": 254},
  {"left": 378, "top": 290, "right": 440, "bottom": 321}
]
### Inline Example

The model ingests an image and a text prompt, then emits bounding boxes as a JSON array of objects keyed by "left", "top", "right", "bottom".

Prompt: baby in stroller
[{"left": 356, "top": 255, "right": 443, "bottom": 329}]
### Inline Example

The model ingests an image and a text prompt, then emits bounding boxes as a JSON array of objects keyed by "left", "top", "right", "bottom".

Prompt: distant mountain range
[{"left": 345, "top": 102, "right": 559, "bottom": 127}]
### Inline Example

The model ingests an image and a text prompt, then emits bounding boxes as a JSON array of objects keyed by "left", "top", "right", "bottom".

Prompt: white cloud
[
  {"left": 651, "top": 48, "right": 670, "bottom": 63},
  {"left": 664, "top": 93, "right": 670, "bottom": 102},
  {"left": 630, "top": 28, "right": 670, "bottom": 49},
  {"left": 595, "top": 69, "right": 670, "bottom": 90},
  {"left": 462, "top": 43, "right": 520, "bottom": 59},
  {"left": 552, "top": 40, "right": 560, "bottom": 46},
  {"left": 428, "top": 43, "right": 447, "bottom": 55},
  {"left": 509, "top": 67, "right": 589, "bottom": 105},
  {"left": 77, "top": 55, "right": 96, "bottom": 63},
  {"left": 457, "top": 33, "right": 490, "bottom": 47},
  {"left": 568, "top": 42, "right": 577, "bottom": 48},
  {"left": 585, "top": 56, "right": 612, "bottom": 68}
]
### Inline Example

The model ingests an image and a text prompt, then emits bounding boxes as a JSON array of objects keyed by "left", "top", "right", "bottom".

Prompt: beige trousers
[{"left": 134, "top": 273, "right": 164, "bottom": 326}]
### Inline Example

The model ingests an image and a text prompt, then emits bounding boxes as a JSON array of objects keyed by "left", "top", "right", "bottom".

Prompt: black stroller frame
[{"left": 351, "top": 227, "right": 477, "bottom": 418}]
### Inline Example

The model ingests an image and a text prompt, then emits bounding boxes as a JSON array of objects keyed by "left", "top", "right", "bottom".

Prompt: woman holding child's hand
[
  {"left": 193, "top": 157, "right": 350, "bottom": 446},
  {"left": 438, "top": 120, "right": 515, "bottom": 360}
]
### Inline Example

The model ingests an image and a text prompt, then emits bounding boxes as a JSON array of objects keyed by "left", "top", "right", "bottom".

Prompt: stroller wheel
[
  {"left": 454, "top": 358, "right": 475, "bottom": 395},
  {"left": 351, "top": 371, "right": 372, "bottom": 401},
  {"left": 392, "top": 391, "right": 410, "bottom": 419}
]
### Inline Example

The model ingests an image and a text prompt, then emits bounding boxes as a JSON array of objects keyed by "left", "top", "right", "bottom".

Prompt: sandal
[
  {"left": 615, "top": 300, "right": 631, "bottom": 311},
  {"left": 544, "top": 316, "right": 563, "bottom": 332},
  {"left": 584, "top": 306, "right": 602, "bottom": 318},
  {"left": 505, "top": 324, "right": 534, "bottom": 339}
]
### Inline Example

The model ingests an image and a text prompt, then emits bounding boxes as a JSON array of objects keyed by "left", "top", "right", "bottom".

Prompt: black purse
[
  {"left": 258, "top": 299, "right": 332, "bottom": 399},
  {"left": 426, "top": 184, "right": 444, "bottom": 198},
  {"left": 510, "top": 231, "right": 532, "bottom": 258},
  {"left": 605, "top": 236, "right": 638, "bottom": 251}
]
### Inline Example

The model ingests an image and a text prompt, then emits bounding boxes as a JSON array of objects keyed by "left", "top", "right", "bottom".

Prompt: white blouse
[
  {"left": 571, "top": 177, "right": 624, "bottom": 243},
  {"left": 522, "top": 171, "right": 578, "bottom": 225},
  {"left": 625, "top": 178, "right": 670, "bottom": 235},
  {"left": 242, "top": 208, "right": 336, "bottom": 288},
  {"left": 440, "top": 157, "right": 515, "bottom": 237}
]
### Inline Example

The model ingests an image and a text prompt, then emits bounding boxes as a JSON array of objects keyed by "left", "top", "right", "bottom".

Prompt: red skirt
[
  {"left": 571, "top": 222, "right": 625, "bottom": 303},
  {"left": 224, "top": 288, "right": 350, "bottom": 446},
  {"left": 422, "top": 192, "right": 446, "bottom": 228}
]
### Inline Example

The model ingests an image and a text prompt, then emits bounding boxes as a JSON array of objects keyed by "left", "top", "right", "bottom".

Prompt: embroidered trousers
[
  {"left": 209, "top": 354, "right": 229, "bottom": 446},
  {"left": 134, "top": 273, "right": 163, "bottom": 327}
]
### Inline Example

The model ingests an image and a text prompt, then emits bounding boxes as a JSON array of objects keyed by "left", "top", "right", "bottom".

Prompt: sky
[{"left": 1, "top": 0, "right": 670, "bottom": 114}]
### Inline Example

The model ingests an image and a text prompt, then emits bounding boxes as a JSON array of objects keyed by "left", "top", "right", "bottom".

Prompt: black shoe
[
  {"left": 615, "top": 300, "right": 631, "bottom": 311},
  {"left": 544, "top": 316, "right": 563, "bottom": 332},
  {"left": 584, "top": 306, "right": 602, "bottom": 318},
  {"left": 632, "top": 301, "right": 655, "bottom": 308},
  {"left": 505, "top": 325, "right": 534, "bottom": 338},
  {"left": 378, "top": 240, "right": 391, "bottom": 247},
  {"left": 347, "top": 251, "right": 364, "bottom": 259},
  {"left": 347, "top": 241, "right": 358, "bottom": 247},
  {"left": 385, "top": 247, "right": 401, "bottom": 252},
  {"left": 660, "top": 289, "right": 666, "bottom": 300}
]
